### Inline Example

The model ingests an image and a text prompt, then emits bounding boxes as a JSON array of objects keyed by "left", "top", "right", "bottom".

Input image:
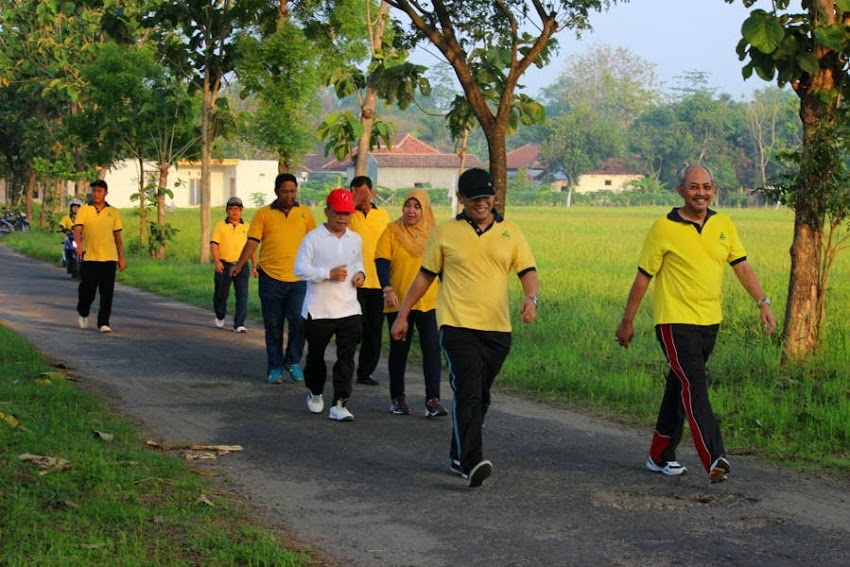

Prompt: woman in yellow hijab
[{"left": 375, "top": 189, "right": 446, "bottom": 417}]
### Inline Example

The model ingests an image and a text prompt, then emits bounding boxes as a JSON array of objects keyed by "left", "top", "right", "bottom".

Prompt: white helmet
[{"left": 70, "top": 198, "right": 83, "bottom": 210}]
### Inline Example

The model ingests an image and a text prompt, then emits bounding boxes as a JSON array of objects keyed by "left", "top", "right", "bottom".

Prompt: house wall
[
  {"left": 573, "top": 173, "right": 642, "bottom": 194},
  {"left": 375, "top": 167, "right": 458, "bottom": 192}
]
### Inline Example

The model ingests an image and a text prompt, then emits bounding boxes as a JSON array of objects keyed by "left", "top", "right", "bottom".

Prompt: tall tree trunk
[
  {"left": 782, "top": 92, "right": 829, "bottom": 363},
  {"left": 138, "top": 157, "right": 148, "bottom": 247},
  {"left": 484, "top": 122, "right": 508, "bottom": 214},
  {"left": 24, "top": 167, "right": 35, "bottom": 220},
  {"left": 156, "top": 161, "right": 169, "bottom": 260},
  {"left": 354, "top": 0, "right": 388, "bottom": 177},
  {"left": 199, "top": 75, "right": 213, "bottom": 264}
]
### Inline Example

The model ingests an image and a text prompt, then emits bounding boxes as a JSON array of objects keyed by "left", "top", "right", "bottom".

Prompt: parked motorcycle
[{"left": 0, "top": 209, "right": 29, "bottom": 234}]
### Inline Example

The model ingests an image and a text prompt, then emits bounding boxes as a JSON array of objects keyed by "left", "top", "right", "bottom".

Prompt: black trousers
[
  {"left": 649, "top": 323, "right": 725, "bottom": 472},
  {"left": 77, "top": 260, "right": 117, "bottom": 328},
  {"left": 441, "top": 326, "right": 511, "bottom": 473},
  {"left": 303, "top": 314, "right": 362, "bottom": 405},
  {"left": 356, "top": 287, "right": 385, "bottom": 380},
  {"left": 386, "top": 310, "right": 442, "bottom": 400}
]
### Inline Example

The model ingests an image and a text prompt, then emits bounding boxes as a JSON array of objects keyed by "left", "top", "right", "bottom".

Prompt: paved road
[{"left": 1, "top": 244, "right": 848, "bottom": 566}]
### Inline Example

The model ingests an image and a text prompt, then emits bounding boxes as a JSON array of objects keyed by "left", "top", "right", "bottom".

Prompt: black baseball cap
[{"left": 458, "top": 168, "right": 495, "bottom": 199}]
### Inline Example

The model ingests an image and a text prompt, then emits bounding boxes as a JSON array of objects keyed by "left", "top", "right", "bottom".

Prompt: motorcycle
[
  {"left": 61, "top": 232, "right": 80, "bottom": 280},
  {"left": 0, "top": 209, "right": 29, "bottom": 234}
]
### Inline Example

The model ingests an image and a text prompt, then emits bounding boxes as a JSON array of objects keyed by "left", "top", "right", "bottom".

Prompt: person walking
[
  {"left": 211, "top": 197, "right": 256, "bottom": 333},
  {"left": 615, "top": 164, "right": 777, "bottom": 484},
  {"left": 375, "top": 189, "right": 446, "bottom": 417},
  {"left": 295, "top": 189, "right": 365, "bottom": 422},
  {"left": 391, "top": 168, "right": 538, "bottom": 488},
  {"left": 230, "top": 174, "right": 316, "bottom": 384},
  {"left": 348, "top": 175, "right": 390, "bottom": 386},
  {"left": 73, "top": 180, "right": 126, "bottom": 333}
]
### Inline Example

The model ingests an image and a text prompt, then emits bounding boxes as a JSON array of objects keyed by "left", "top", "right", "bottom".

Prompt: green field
[{"left": 5, "top": 204, "right": 849, "bottom": 473}]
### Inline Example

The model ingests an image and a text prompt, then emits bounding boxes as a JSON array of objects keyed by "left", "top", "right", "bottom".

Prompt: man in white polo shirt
[{"left": 294, "top": 189, "right": 365, "bottom": 422}]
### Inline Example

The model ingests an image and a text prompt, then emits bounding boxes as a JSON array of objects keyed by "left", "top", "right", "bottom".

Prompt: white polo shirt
[{"left": 294, "top": 224, "right": 365, "bottom": 320}]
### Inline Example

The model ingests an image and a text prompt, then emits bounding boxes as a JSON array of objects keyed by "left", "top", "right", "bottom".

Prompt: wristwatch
[
  {"left": 527, "top": 295, "right": 538, "bottom": 307},
  {"left": 758, "top": 297, "right": 771, "bottom": 306}
]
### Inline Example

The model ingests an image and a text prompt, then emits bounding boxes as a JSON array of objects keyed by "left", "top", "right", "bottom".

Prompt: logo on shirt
[
  {"left": 719, "top": 232, "right": 727, "bottom": 241},
  {"left": 501, "top": 230, "right": 511, "bottom": 239}
]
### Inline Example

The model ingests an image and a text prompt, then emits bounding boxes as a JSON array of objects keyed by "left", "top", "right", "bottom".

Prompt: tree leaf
[
  {"left": 796, "top": 52, "right": 819, "bottom": 75},
  {"left": 742, "top": 10, "right": 785, "bottom": 53}
]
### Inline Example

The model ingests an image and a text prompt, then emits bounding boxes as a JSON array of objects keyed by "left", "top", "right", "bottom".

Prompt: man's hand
[
  {"left": 615, "top": 319, "right": 634, "bottom": 348},
  {"left": 215, "top": 260, "right": 224, "bottom": 274},
  {"left": 228, "top": 263, "right": 242, "bottom": 278},
  {"left": 760, "top": 304, "right": 777, "bottom": 334},
  {"left": 352, "top": 271, "right": 365, "bottom": 287},
  {"left": 390, "top": 315, "right": 408, "bottom": 341},
  {"left": 118, "top": 257, "right": 127, "bottom": 272},
  {"left": 329, "top": 265, "right": 348, "bottom": 281},
  {"left": 520, "top": 297, "right": 537, "bottom": 324}
]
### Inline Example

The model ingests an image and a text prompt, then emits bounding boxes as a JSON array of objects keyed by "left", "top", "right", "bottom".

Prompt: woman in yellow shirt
[{"left": 375, "top": 189, "right": 445, "bottom": 417}]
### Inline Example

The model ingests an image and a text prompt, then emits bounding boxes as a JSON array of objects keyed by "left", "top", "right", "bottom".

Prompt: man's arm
[
  {"left": 113, "top": 230, "right": 126, "bottom": 271},
  {"left": 615, "top": 271, "right": 652, "bottom": 348},
  {"left": 518, "top": 269, "right": 538, "bottom": 324},
  {"left": 211, "top": 242, "right": 223, "bottom": 273},
  {"left": 73, "top": 225, "right": 84, "bottom": 260},
  {"left": 731, "top": 260, "right": 777, "bottom": 334},
  {"left": 229, "top": 239, "right": 259, "bottom": 277},
  {"left": 390, "top": 271, "right": 437, "bottom": 341}
]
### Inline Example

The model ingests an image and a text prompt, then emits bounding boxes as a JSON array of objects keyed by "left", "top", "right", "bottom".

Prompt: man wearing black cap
[
  {"left": 211, "top": 196, "right": 256, "bottom": 333},
  {"left": 391, "top": 168, "right": 539, "bottom": 487}
]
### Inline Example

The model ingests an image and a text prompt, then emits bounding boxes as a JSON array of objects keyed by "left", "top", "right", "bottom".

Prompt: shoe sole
[
  {"left": 645, "top": 459, "right": 687, "bottom": 476},
  {"left": 425, "top": 410, "right": 448, "bottom": 417},
  {"left": 709, "top": 458, "right": 731, "bottom": 484},
  {"left": 467, "top": 460, "right": 493, "bottom": 488}
]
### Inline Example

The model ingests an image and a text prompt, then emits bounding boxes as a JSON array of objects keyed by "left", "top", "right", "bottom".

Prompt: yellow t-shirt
[
  {"left": 211, "top": 219, "right": 250, "bottom": 263},
  {"left": 58, "top": 215, "right": 74, "bottom": 232},
  {"left": 350, "top": 206, "right": 390, "bottom": 289},
  {"left": 421, "top": 215, "right": 536, "bottom": 332},
  {"left": 247, "top": 203, "right": 316, "bottom": 282},
  {"left": 74, "top": 204, "right": 122, "bottom": 262},
  {"left": 375, "top": 225, "right": 438, "bottom": 313},
  {"left": 638, "top": 209, "right": 747, "bottom": 326}
]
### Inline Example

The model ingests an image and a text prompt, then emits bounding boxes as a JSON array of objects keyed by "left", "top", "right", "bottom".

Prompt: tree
[
  {"left": 145, "top": 0, "right": 268, "bottom": 263},
  {"left": 743, "top": 86, "right": 801, "bottom": 187},
  {"left": 543, "top": 44, "right": 663, "bottom": 127},
  {"left": 236, "top": 7, "right": 322, "bottom": 173},
  {"left": 384, "top": 1, "right": 610, "bottom": 212},
  {"left": 730, "top": 0, "right": 850, "bottom": 362}
]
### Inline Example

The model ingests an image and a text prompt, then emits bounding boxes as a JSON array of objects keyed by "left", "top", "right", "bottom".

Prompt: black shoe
[
  {"left": 390, "top": 396, "right": 409, "bottom": 415},
  {"left": 356, "top": 375, "right": 379, "bottom": 386},
  {"left": 449, "top": 460, "right": 466, "bottom": 477},
  {"left": 467, "top": 460, "right": 493, "bottom": 488}
]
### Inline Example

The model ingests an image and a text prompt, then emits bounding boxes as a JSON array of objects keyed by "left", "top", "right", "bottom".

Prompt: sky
[
  {"left": 525, "top": 0, "right": 763, "bottom": 98},
  {"left": 411, "top": 0, "right": 777, "bottom": 101}
]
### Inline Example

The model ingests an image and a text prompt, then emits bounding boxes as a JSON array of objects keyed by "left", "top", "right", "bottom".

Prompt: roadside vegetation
[
  {"left": 0, "top": 324, "right": 308, "bottom": 565},
  {"left": 4, "top": 203, "right": 848, "bottom": 478}
]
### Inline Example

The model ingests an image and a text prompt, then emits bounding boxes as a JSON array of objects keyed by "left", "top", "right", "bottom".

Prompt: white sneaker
[
  {"left": 214, "top": 317, "right": 225, "bottom": 329},
  {"left": 328, "top": 400, "right": 354, "bottom": 422},
  {"left": 99, "top": 325, "right": 112, "bottom": 333},
  {"left": 77, "top": 315, "right": 88, "bottom": 329},
  {"left": 645, "top": 457, "right": 687, "bottom": 476},
  {"left": 306, "top": 392, "right": 324, "bottom": 414},
  {"left": 234, "top": 326, "right": 247, "bottom": 333}
]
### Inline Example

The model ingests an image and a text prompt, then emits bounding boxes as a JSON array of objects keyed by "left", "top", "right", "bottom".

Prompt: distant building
[
  {"left": 504, "top": 144, "right": 547, "bottom": 180},
  {"left": 322, "top": 133, "right": 482, "bottom": 191},
  {"left": 550, "top": 159, "right": 644, "bottom": 194}
]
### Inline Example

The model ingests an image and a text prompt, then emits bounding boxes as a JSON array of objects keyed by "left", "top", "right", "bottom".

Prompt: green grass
[
  {"left": 4, "top": 204, "right": 850, "bottom": 476},
  {"left": 0, "top": 325, "right": 308, "bottom": 566}
]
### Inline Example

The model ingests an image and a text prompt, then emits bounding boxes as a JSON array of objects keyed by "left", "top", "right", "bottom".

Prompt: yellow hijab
[{"left": 387, "top": 189, "right": 436, "bottom": 258}]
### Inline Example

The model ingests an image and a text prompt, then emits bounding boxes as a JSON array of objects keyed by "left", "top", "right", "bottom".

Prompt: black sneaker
[
  {"left": 449, "top": 460, "right": 466, "bottom": 477},
  {"left": 425, "top": 398, "right": 448, "bottom": 417},
  {"left": 390, "top": 396, "right": 409, "bottom": 415},
  {"left": 467, "top": 460, "right": 493, "bottom": 488},
  {"left": 356, "top": 375, "right": 379, "bottom": 386},
  {"left": 709, "top": 457, "right": 731, "bottom": 484}
]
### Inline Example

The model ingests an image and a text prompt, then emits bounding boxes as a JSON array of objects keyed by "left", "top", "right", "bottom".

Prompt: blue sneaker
[
  {"left": 266, "top": 369, "right": 283, "bottom": 384},
  {"left": 286, "top": 364, "right": 304, "bottom": 382}
]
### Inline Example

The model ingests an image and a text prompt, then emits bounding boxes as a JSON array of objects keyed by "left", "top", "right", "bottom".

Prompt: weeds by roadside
[{"left": 0, "top": 325, "right": 308, "bottom": 566}]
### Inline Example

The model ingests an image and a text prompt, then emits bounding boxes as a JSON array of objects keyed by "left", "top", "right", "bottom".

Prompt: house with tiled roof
[
  {"left": 322, "top": 133, "right": 482, "bottom": 191},
  {"left": 504, "top": 143, "right": 547, "bottom": 180},
  {"left": 572, "top": 158, "right": 643, "bottom": 194}
]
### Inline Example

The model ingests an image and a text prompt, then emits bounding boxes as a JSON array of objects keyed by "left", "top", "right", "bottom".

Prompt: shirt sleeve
[
  {"left": 112, "top": 209, "right": 123, "bottom": 232},
  {"left": 246, "top": 209, "right": 264, "bottom": 241},
  {"left": 637, "top": 219, "right": 665, "bottom": 277},
  {"left": 726, "top": 218, "right": 747, "bottom": 263}
]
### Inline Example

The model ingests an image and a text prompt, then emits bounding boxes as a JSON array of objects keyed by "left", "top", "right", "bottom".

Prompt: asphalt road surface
[{"left": 1, "top": 244, "right": 848, "bottom": 567}]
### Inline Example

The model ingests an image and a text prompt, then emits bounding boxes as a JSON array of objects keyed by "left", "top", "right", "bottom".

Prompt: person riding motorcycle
[{"left": 61, "top": 198, "right": 84, "bottom": 279}]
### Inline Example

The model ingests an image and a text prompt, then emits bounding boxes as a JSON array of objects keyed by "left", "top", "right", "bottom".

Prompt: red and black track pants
[{"left": 649, "top": 323, "right": 725, "bottom": 473}]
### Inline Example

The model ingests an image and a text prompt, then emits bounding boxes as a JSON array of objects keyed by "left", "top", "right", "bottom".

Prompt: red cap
[{"left": 326, "top": 188, "right": 355, "bottom": 213}]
